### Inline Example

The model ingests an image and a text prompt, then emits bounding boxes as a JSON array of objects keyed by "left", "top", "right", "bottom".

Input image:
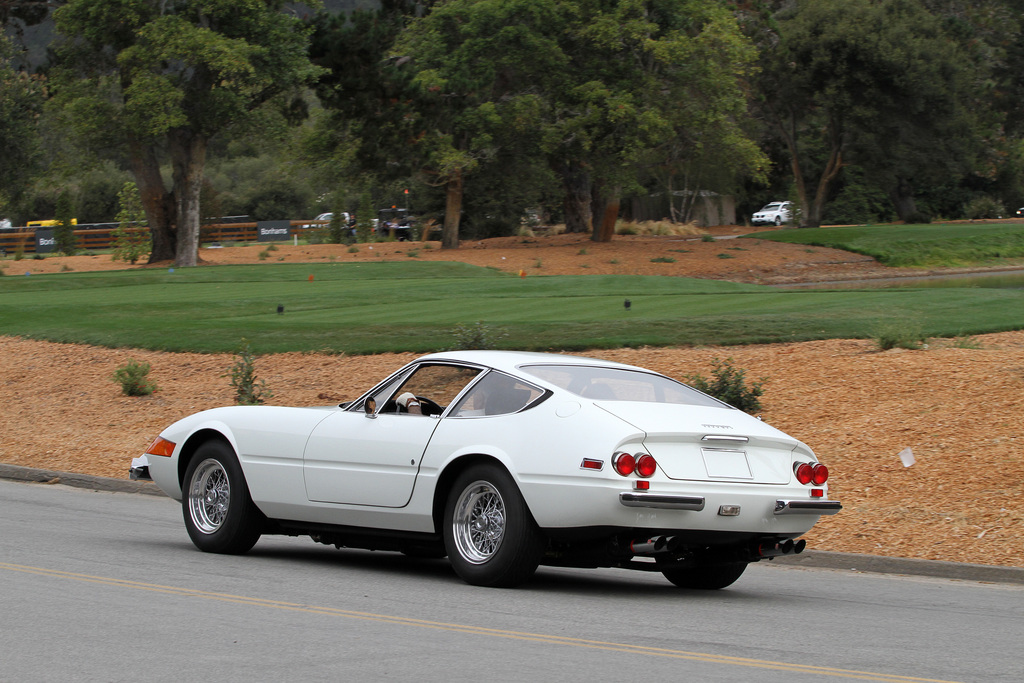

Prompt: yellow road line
[{"left": 0, "top": 561, "right": 960, "bottom": 683}]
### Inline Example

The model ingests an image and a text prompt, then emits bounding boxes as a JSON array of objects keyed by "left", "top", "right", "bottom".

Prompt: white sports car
[{"left": 131, "top": 350, "right": 840, "bottom": 588}]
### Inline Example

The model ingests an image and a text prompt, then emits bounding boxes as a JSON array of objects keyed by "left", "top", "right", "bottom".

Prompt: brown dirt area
[{"left": 2, "top": 228, "right": 1022, "bottom": 568}]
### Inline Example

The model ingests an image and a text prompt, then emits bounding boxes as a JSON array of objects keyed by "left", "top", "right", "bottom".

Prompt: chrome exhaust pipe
[
  {"left": 629, "top": 536, "right": 679, "bottom": 554},
  {"left": 754, "top": 538, "right": 805, "bottom": 558}
]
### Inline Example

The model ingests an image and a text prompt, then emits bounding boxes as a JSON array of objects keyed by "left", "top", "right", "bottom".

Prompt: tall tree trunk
[
  {"left": 128, "top": 138, "right": 176, "bottom": 263},
  {"left": 559, "top": 162, "right": 591, "bottom": 233},
  {"left": 591, "top": 182, "right": 619, "bottom": 243},
  {"left": 889, "top": 178, "right": 919, "bottom": 221},
  {"left": 170, "top": 129, "right": 207, "bottom": 267},
  {"left": 441, "top": 168, "right": 462, "bottom": 250}
]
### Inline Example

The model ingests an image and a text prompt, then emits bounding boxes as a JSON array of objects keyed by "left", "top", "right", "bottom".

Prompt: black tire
[
  {"left": 443, "top": 463, "right": 544, "bottom": 587},
  {"left": 182, "top": 440, "right": 264, "bottom": 554},
  {"left": 660, "top": 561, "right": 748, "bottom": 590},
  {"left": 774, "top": 216, "right": 782, "bottom": 226}
]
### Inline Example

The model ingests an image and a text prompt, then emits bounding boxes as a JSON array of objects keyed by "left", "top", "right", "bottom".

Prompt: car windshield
[
  {"left": 519, "top": 364, "right": 728, "bottom": 407},
  {"left": 761, "top": 203, "right": 782, "bottom": 211}
]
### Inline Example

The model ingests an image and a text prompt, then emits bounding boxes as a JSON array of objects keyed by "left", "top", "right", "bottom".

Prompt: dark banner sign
[
  {"left": 257, "top": 220, "right": 292, "bottom": 242},
  {"left": 35, "top": 228, "right": 56, "bottom": 254}
]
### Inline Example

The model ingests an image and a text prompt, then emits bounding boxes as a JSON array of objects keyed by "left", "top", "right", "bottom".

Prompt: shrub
[
  {"left": 685, "top": 358, "right": 765, "bottom": 414},
  {"left": 871, "top": 320, "right": 926, "bottom": 350},
  {"left": 226, "top": 339, "right": 272, "bottom": 405},
  {"left": 650, "top": 256, "right": 676, "bottom": 263},
  {"left": 701, "top": 234, "right": 716, "bottom": 242},
  {"left": 112, "top": 359, "right": 157, "bottom": 396},
  {"left": 111, "top": 182, "right": 151, "bottom": 265},
  {"left": 448, "top": 321, "right": 507, "bottom": 350},
  {"left": 963, "top": 196, "right": 1005, "bottom": 220}
]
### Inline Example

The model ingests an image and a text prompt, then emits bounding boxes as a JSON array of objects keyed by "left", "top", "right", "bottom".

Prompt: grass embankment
[
  {"left": 2, "top": 261, "right": 1024, "bottom": 354},
  {"left": 747, "top": 222, "right": 1024, "bottom": 268}
]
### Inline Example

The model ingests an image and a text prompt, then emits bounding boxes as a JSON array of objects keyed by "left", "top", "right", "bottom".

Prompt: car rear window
[{"left": 519, "top": 365, "right": 728, "bottom": 407}]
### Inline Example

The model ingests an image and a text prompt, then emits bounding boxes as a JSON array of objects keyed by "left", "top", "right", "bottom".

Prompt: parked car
[
  {"left": 752, "top": 201, "right": 793, "bottom": 226},
  {"left": 301, "top": 212, "right": 350, "bottom": 229},
  {"left": 131, "top": 350, "right": 839, "bottom": 588}
]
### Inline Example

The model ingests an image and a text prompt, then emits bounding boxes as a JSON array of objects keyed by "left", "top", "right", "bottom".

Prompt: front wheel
[
  {"left": 182, "top": 440, "right": 264, "bottom": 554},
  {"left": 443, "top": 464, "right": 544, "bottom": 587},
  {"left": 660, "top": 561, "right": 747, "bottom": 590}
]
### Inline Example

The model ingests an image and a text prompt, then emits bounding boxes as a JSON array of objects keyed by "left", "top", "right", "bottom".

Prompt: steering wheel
[{"left": 416, "top": 396, "right": 443, "bottom": 416}]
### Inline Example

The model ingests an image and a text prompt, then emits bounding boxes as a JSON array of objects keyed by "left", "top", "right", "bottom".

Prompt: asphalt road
[{"left": 1, "top": 477, "right": 1022, "bottom": 683}]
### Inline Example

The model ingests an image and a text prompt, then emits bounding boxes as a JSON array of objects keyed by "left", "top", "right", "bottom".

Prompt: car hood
[{"left": 595, "top": 402, "right": 807, "bottom": 484}]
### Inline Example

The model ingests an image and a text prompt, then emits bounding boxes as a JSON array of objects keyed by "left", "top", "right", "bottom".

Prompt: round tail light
[
  {"left": 612, "top": 452, "right": 636, "bottom": 476},
  {"left": 794, "top": 462, "right": 813, "bottom": 485},
  {"left": 811, "top": 463, "right": 829, "bottom": 485},
  {"left": 636, "top": 453, "right": 657, "bottom": 478}
]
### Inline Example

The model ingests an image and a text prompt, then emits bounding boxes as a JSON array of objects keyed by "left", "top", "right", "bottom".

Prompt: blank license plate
[{"left": 701, "top": 448, "right": 753, "bottom": 479}]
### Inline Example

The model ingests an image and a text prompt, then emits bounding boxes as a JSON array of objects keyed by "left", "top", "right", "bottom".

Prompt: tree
[
  {"left": 0, "top": 32, "right": 42, "bottom": 213},
  {"left": 754, "top": 0, "right": 982, "bottom": 225},
  {"left": 52, "top": 0, "right": 323, "bottom": 266},
  {"left": 112, "top": 181, "right": 151, "bottom": 264},
  {"left": 54, "top": 190, "right": 77, "bottom": 255},
  {"left": 394, "top": 0, "right": 762, "bottom": 245}
]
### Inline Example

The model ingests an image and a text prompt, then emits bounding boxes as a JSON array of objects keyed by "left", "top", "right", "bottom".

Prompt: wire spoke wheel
[
  {"left": 181, "top": 440, "right": 263, "bottom": 554},
  {"left": 443, "top": 463, "right": 544, "bottom": 587},
  {"left": 452, "top": 481, "right": 506, "bottom": 564},
  {"left": 188, "top": 458, "right": 231, "bottom": 534}
]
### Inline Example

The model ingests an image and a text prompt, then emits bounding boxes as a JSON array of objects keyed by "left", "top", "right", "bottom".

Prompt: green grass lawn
[
  {"left": 746, "top": 223, "right": 1024, "bottom": 267},
  {"left": 2, "top": 261, "right": 1023, "bottom": 354}
]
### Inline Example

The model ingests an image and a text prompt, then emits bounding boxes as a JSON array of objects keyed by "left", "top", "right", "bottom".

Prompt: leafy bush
[
  {"left": 112, "top": 359, "right": 157, "bottom": 396},
  {"left": 111, "top": 182, "right": 151, "bottom": 265},
  {"left": 964, "top": 196, "right": 1006, "bottom": 220},
  {"left": 685, "top": 358, "right": 765, "bottom": 414},
  {"left": 871, "top": 320, "right": 926, "bottom": 350},
  {"left": 226, "top": 339, "right": 272, "bottom": 405},
  {"left": 448, "top": 321, "right": 507, "bottom": 350}
]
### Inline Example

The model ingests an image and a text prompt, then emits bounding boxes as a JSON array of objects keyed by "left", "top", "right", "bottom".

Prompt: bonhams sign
[
  {"left": 35, "top": 228, "right": 56, "bottom": 254},
  {"left": 257, "top": 220, "right": 291, "bottom": 242}
]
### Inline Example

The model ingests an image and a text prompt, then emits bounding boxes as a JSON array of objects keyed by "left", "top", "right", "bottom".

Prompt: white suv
[{"left": 752, "top": 201, "right": 792, "bottom": 226}]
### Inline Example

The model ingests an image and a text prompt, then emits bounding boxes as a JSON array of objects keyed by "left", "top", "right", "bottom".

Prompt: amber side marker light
[{"left": 145, "top": 437, "right": 176, "bottom": 457}]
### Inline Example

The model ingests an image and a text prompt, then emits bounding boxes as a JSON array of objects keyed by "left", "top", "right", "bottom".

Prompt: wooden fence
[{"left": 0, "top": 220, "right": 320, "bottom": 255}]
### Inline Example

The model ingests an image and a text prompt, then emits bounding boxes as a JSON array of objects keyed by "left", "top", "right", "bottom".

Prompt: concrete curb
[
  {"left": 2, "top": 463, "right": 1022, "bottom": 585},
  {"left": 0, "top": 463, "right": 166, "bottom": 496}
]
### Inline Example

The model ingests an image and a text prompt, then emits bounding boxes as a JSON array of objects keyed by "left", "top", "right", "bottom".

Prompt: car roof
[{"left": 414, "top": 349, "right": 645, "bottom": 376}]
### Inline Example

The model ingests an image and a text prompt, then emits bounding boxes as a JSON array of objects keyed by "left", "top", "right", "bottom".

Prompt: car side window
[
  {"left": 450, "top": 371, "right": 544, "bottom": 417},
  {"left": 380, "top": 364, "right": 482, "bottom": 416}
]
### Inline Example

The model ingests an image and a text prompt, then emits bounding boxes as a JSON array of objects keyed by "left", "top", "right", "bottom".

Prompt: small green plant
[
  {"left": 609, "top": 258, "right": 619, "bottom": 265},
  {"left": 578, "top": 248, "right": 588, "bottom": 255},
  {"left": 449, "top": 321, "right": 508, "bottom": 350},
  {"left": 347, "top": 245, "right": 359, "bottom": 253},
  {"left": 406, "top": 249, "right": 420, "bottom": 258},
  {"left": 685, "top": 358, "right": 765, "bottom": 414},
  {"left": 533, "top": 258, "right": 543, "bottom": 269},
  {"left": 950, "top": 334, "right": 983, "bottom": 349},
  {"left": 266, "top": 243, "right": 278, "bottom": 251},
  {"left": 716, "top": 253, "right": 735, "bottom": 259},
  {"left": 258, "top": 249, "right": 270, "bottom": 260},
  {"left": 650, "top": 256, "right": 676, "bottom": 263},
  {"left": 670, "top": 248, "right": 691, "bottom": 253},
  {"left": 701, "top": 234, "right": 716, "bottom": 243},
  {"left": 871, "top": 320, "right": 926, "bottom": 350},
  {"left": 226, "top": 339, "right": 272, "bottom": 405},
  {"left": 112, "top": 359, "right": 157, "bottom": 396}
]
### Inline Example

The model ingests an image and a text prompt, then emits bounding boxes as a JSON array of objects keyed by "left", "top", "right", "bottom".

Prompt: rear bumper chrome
[
  {"left": 619, "top": 493, "right": 706, "bottom": 511},
  {"left": 774, "top": 499, "right": 842, "bottom": 515}
]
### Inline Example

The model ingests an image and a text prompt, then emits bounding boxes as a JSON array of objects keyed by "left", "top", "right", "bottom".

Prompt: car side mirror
[{"left": 364, "top": 398, "right": 376, "bottom": 418}]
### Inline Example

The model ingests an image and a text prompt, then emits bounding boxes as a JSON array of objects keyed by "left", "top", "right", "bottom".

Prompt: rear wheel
[
  {"left": 182, "top": 440, "right": 263, "bottom": 554},
  {"left": 443, "top": 464, "right": 544, "bottom": 587},
  {"left": 660, "top": 561, "right": 748, "bottom": 590}
]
